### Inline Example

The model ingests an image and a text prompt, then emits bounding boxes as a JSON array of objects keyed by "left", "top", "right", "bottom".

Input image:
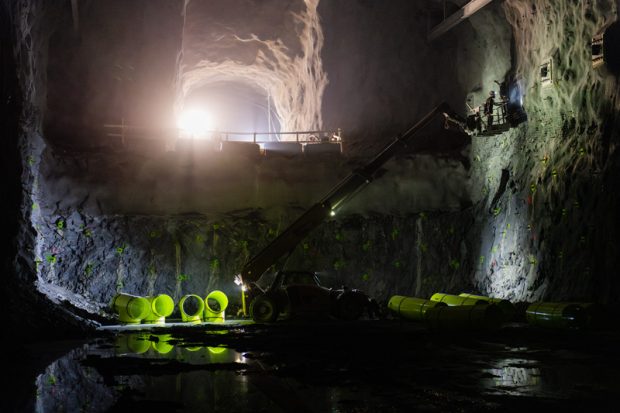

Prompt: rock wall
[
  {"left": 467, "top": 0, "right": 620, "bottom": 302},
  {"left": 27, "top": 0, "right": 476, "bottom": 315},
  {"left": 0, "top": 0, "right": 23, "bottom": 322},
  {"left": 3, "top": 0, "right": 96, "bottom": 337},
  {"left": 45, "top": 0, "right": 184, "bottom": 143},
  {"left": 34, "top": 209, "right": 477, "bottom": 315},
  {"left": 9, "top": 0, "right": 620, "bottom": 328}
]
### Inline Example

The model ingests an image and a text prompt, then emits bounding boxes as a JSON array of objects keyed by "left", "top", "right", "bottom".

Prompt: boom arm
[{"left": 236, "top": 102, "right": 454, "bottom": 286}]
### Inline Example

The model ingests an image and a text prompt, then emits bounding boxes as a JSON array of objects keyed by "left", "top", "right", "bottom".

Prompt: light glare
[{"left": 178, "top": 108, "right": 213, "bottom": 138}]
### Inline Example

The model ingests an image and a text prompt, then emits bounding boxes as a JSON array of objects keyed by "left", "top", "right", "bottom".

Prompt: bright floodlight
[{"left": 177, "top": 108, "right": 213, "bottom": 138}]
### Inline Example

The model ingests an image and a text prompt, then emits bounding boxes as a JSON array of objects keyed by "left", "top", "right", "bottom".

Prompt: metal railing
[
  {"left": 103, "top": 122, "right": 343, "bottom": 145},
  {"left": 486, "top": 100, "right": 508, "bottom": 128},
  {"left": 468, "top": 100, "right": 509, "bottom": 130},
  {"left": 204, "top": 130, "right": 342, "bottom": 144}
]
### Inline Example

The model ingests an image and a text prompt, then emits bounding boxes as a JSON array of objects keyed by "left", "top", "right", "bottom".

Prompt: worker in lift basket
[{"left": 484, "top": 90, "right": 496, "bottom": 130}]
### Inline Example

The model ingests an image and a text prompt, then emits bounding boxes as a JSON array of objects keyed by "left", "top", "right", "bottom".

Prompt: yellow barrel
[
  {"left": 526, "top": 302, "right": 586, "bottom": 329},
  {"left": 114, "top": 333, "right": 151, "bottom": 355},
  {"left": 430, "top": 293, "right": 489, "bottom": 306},
  {"left": 144, "top": 294, "right": 175, "bottom": 324},
  {"left": 204, "top": 290, "right": 229, "bottom": 323},
  {"left": 179, "top": 294, "right": 205, "bottom": 323},
  {"left": 566, "top": 302, "right": 605, "bottom": 329},
  {"left": 388, "top": 295, "right": 447, "bottom": 321},
  {"left": 424, "top": 304, "right": 503, "bottom": 331},
  {"left": 459, "top": 293, "right": 516, "bottom": 319},
  {"left": 112, "top": 293, "right": 150, "bottom": 323},
  {"left": 151, "top": 334, "right": 175, "bottom": 354}
]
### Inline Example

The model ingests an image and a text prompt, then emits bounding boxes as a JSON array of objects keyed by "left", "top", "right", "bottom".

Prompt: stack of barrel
[
  {"left": 388, "top": 293, "right": 513, "bottom": 331},
  {"left": 388, "top": 292, "right": 602, "bottom": 330}
]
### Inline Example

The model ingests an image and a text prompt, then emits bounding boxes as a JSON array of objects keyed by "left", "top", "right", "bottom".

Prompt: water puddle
[
  {"left": 31, "top": 327, "right": 620, "bottom": 412},
  {"left": 480, "top": 358, "right": 541, "bottom": 396},
  {"left": 34, "top": 333, "right": 279, "bottom": 413}
]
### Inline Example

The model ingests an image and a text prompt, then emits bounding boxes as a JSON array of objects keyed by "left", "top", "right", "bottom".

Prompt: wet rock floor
[{"left": 14, "top": 320, "right": 620, "bottom": 412}]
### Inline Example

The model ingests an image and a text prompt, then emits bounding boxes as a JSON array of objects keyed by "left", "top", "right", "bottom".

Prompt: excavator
[{"left": 234, "top": 103, "right": 467, "bottom": 322}]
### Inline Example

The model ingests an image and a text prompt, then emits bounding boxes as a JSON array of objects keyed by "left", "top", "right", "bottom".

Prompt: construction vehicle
[{"left": 234, "top": 103, "right": 465, "bottom": 322}]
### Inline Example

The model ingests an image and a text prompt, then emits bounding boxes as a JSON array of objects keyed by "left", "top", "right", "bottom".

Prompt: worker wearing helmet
[{"left": 484, "top": 90, "right": 496, "bottom": 130}]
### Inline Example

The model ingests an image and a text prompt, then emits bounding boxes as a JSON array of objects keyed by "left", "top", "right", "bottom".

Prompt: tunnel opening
[{"left": 179, "top": 80, "right": 281, "bottom": 140}]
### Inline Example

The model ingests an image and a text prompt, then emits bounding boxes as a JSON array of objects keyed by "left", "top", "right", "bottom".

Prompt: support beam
[
  {"left": 428, "top": 0, "right": 494, "bottom": 41},
  {"left": 71, "top": 0, "right": 79, "bottom": 33}
]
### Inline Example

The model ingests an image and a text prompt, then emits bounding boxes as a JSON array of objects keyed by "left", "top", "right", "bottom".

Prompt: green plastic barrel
[
  {"left": 430, "top": 292, "right": 489, "bottom": 306},
  {"left": 144, "top": 294, "right": 175, "bottom": 324},
  {"left": 112, "top": 293, "right": 150, "bottom": 323},
  {"left": 566, "top": 302, "right": 605, "bottom": 329},
  {"left": 526, "top": 302, "right": 586, "bottom": 329},
  {"left": 459, "top": 293, "right": 516, "bottom": 319},
  {"left": 115, "top": 333, "right": 151, "bottom": 354},
  {"left": 151, "top": 334, "right": 174, "bottom": 354},
  {"left": 388, "top": 295, "right": 447, "bottom": 321},
  {"left": 424, "top": 304, "right": 503, "bottom": 330},
  {"left": 179, "top": 294, "right": 205, "bottom": 323},
  {"left": 204, "top": 290, "right": 228, "bottom": 323}
]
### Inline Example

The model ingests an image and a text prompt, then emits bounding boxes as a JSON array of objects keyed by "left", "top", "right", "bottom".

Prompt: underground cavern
[{"left": 2, "top": 0, "right": 620, "bottom": 411}]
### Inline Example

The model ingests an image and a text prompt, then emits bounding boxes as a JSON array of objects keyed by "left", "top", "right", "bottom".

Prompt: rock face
[
  {"left": 179, "top": 0, "right": 327, "bottom": 132},
  {"left": 467, "top": 0, "right": 620, "bottom": 302},
  {"left": 34, "top": 209, "right": 479, "bottom": 315},
  {"left": 4, "top": 0, "right": 620, "bottom": 329}
]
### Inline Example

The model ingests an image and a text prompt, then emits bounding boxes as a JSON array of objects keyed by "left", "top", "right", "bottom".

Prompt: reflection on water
[
  {"left": 113, "top": 332, "right": 244, "bottom": 363},
  {"left": 35, "top": 346, "right": 118, "bottom": 413},
  {"left": 481, "top": 358, "right": 541, "bottom": 396},
  {"left": 33, "top": 331, "right": 620, "bottom": 412},
  {"left": 34, "top": 333, "right": 274, "bottom": 413}
]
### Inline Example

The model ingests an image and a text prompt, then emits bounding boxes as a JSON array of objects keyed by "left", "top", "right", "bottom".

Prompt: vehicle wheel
[
  {"left": 336, "top": 293, "right": 364, "bottom": 321},
  {"left": 249, "top": 294, "right": 279, "bottom": 323}
]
